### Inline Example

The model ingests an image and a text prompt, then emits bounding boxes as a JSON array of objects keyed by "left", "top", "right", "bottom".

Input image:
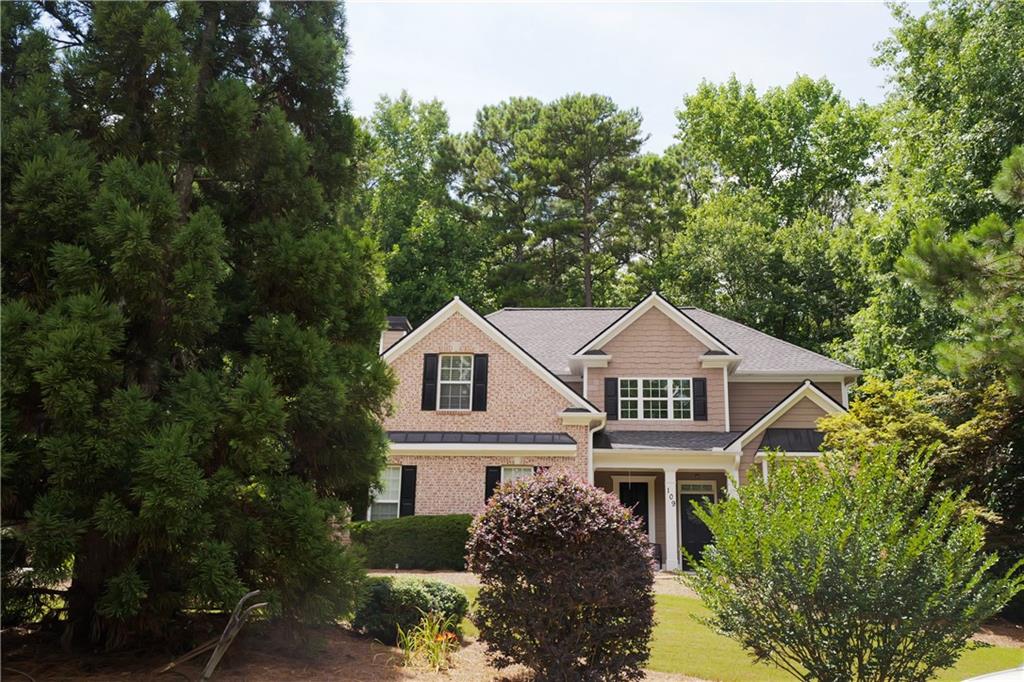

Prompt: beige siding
[
  {"left": 771, "top": 397, "right": 828, "bottom": 428},
  {"left": 728, "top": 381, "right": 842, "bottom": 430},
  {"left": 564, "top": 380, "right": 583, "bottom": 397},
  {"left": 587, "top": 307, "right": 726, "bottom": 431}
]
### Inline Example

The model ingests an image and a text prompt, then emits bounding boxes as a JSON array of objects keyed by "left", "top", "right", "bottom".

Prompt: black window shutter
[
  {"left": 693, "top": 377, "right": 708, "bottom": 421},
  {"left": 351, "top": 486, "right": 369, "bottom": 522},
  {"left": 472, "top": 354, "right": 488, "bottom": 411},
  {"left": 421, "top": 354, "right": 438, "bottom": 410},
  {"left": 605, "top": 377, "right": 619, "bottom": 420},
  {"left": 484, "top": 466, "right": 502, "bottom": 501},
  {"left": 399, "top": 466, "right": 417, "bottom": 517}
]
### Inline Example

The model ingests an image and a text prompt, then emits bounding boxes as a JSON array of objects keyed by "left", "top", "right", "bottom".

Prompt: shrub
[
  {"left": 350, "top": 514, "right": 472, "bottom": 570},
  {"left": 351, "top": 576, "right": 468, "bottom": 645},
  {"left": 687, "top": 447, "right": 1024, "bottom": 682},
  {"left": 466, "top": 472, "right": 655, "bottom": 681}
]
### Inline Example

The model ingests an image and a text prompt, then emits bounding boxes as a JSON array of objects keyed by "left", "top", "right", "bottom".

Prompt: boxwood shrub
[
  {"left": 350, "top": 514, "right": 473, "bottom": 570},
  {"left": 351, "top": 576, "right": 469, "bottom": 644}
]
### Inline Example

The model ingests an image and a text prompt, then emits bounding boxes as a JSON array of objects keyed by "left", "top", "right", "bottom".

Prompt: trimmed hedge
[
  {"left": 352, "top": 576, "right": 469, "bottom": 644},
  {"left": 350, "top": 514, "right": 473, "bottom": 570}
]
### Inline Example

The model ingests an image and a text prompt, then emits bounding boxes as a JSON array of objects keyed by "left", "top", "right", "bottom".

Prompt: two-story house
[{"left": 374, "top": 292, "right": 859, "bottom": 570}]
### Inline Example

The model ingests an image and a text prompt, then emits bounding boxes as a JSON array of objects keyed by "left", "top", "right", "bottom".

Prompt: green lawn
[{"left": 456, "top": 585, "right": 1023, "bottom": 681}]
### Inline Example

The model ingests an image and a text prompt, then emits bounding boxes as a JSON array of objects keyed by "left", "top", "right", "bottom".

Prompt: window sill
[{"left": 436, "top": 409, "right": 473, "bottom": 414}]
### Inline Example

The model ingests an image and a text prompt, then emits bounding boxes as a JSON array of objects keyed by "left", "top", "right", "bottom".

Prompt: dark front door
[
  {"left": 680, "top": 492, "right": 714, "bottom": 565},
  {"left": 619, "top": 481, "right": 650, "bottom": 538}
]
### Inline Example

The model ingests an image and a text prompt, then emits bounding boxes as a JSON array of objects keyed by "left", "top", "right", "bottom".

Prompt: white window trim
[
  {"left": 437, "top": 353, "right": 473, "bottom": 411},
  {"left": 618, "top": 377, "right": 694, "bottom": 422},
  {"left": 677, "top": 479, "right": 718, "bottom": 502},
  {"left": 367, "top": 465, "right": 402, "bottom": 521},
  {"left": 676, "top": 479, "right": 718, "bottom": 548},
  {"left": 611, "top": 475, "right": 657, "bottom": 543},
  {"left": 500, "top": 465, "right": 535, "bottom": 483}
]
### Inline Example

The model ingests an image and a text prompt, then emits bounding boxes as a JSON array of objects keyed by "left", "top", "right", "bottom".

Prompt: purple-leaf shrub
[{"left": 466, "top": 472, "right": 655, "bottom": 681}]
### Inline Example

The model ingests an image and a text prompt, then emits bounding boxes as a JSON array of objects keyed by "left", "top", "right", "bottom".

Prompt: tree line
[{"left": 1, "top": 0, "right": 1021, "bottom": 648}]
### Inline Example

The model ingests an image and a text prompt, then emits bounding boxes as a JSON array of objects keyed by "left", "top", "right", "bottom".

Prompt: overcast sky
[{"left": 344, "top": 2, "right": 919, "bottom": 151}]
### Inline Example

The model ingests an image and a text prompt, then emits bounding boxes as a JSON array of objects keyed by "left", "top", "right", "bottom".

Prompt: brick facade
[{"left": 383, "top": 310, "right": 590, "bottom": 515}]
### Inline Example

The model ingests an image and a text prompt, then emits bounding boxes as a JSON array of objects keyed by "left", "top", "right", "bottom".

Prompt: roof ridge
[
  {"left": 689, "top": 307, "right": 857, "bottom": 371},
  {"left": 488, "top": 306, "right": 629, "bottom": 313}
]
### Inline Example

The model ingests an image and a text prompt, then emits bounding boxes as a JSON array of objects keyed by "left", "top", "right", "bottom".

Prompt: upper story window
[
  {"left": 619, "top": 378, "right": 692, "bottom": 420},
  {"left": 438, "top": 354, "right": 473, "bottom": 410}
]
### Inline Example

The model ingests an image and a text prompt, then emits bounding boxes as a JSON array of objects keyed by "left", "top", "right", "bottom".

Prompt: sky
[{"left": 344, "top": 1, "right": 918, "bottom": 152}]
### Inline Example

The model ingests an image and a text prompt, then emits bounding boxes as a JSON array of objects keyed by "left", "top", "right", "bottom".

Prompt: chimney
[{"left": 380, "top": 315, "right": 412, "bottom": 354}]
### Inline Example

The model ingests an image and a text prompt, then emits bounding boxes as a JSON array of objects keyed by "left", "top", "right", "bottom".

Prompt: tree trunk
[{"left": 175, "top": 4, "right": 219, "bottom": 218}]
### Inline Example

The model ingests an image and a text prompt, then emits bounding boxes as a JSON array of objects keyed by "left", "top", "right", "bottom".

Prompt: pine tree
[{"left": 1, "top": 1, "right": 392, "bottom": 647}]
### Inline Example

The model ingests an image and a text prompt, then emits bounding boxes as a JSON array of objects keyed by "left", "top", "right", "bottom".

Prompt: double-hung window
[
  {"left": 369, "top": 465, "right": 401, "bottom": 520},
  {"left": 619, "top": 378, "right": 693, "bottom": 421},
  {"left": 501, "top": 466, "right": 534, "bottom": 484},
  {"left": 438, "top": 354, "right": 473, "bottom": 410}
]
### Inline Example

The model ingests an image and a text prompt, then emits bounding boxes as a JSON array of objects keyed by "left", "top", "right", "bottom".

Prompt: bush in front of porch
[
  {"left": 686, "top": 446, "right": 1024, "bottom": 681},
  {"left": 467, "top": 472, "right": 656, "bottom": 681}
]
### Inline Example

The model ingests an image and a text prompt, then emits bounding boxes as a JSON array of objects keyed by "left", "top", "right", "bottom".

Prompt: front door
[
  {"left": 619, "top": 481, "right": 650, "bottom": 538},
  {"left": 679, "top": 484, "right": 715, "bottom": 565}
]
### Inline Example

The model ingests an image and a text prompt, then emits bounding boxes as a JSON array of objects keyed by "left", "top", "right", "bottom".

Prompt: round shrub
[
  {"left": 350, "top": 514, "right": 472, "bottom": 570},
  {"left": 351, "top": 576, "right": 469, "bottom": 645},
  {"left": 466, "top": 472, "right": 655, "bottom": 681}
]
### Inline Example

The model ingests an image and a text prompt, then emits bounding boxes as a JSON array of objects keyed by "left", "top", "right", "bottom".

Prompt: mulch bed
[{"left": 1, "top": 624, "right": 697, "bottom": 681}]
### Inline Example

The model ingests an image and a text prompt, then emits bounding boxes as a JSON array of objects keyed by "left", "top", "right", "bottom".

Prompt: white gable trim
[
  {"left": 726, "top": 380, "right": 845, "bottom": 452},
  {"left": 575, "top": 292, "right": 735, "bottom": 356},
  {"left": 382, "top": 298, "right": 599, "bottom": 413}
]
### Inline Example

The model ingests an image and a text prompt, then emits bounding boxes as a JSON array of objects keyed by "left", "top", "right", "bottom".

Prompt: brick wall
[{"left": 384, "top": 310, "right": 590, "bottom": 514}]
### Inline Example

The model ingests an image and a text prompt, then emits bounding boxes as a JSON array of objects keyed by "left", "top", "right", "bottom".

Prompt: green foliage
[
  {"left": 351, "top": 576, "right": 469, "bottom": 645},
  {"left": 467, "top": 473, "right": 655, "bottom": 681},
  {"left": 673, "top": 74, "right": 877, "bottom": 225},
  {"left": 900, "top": 145, "right": 1024, "bottom": 393},
  {"left": 350, "top": 514, "right": 472, "bottom": 571},
  {"left": 687, "top": 446, "right": 1024, "bottom": 682},
  {"left": 397, "top": 609, "right": 461, "bottom": 672},
  {"left": 1, "top": 1, "right": 391, "bottom": 647}
]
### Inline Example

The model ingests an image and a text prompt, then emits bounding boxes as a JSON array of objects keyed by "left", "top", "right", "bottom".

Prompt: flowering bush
[{"left": 466, "top": 472, "right": 655, "bottom": 681}]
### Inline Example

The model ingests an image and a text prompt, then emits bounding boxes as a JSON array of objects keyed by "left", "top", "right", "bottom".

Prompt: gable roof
[
  {"left": 575, "top": 292, "right": 736, "bottom": 357},
  {"left": 382, "top": 297, "right": 599, "bottom": 413},
  {"left": 726, "top": 380, "right": 845, "bottom": 451},
  {"left": 487, "top": 297, "right": 859, "bottom": 377}
]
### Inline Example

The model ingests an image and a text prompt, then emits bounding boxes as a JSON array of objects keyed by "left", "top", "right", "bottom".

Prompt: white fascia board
[
  {"left": 390, "top": 443, "right": 577, "bottom": 455},
  {"left": 730, "top": 371, "right": 862, "bottom": 382},
  {"left": 726, "top": 381, "right": 845, "bottom": 452},
  {"left": 559, "top": 411, "right": 607, "bottom": 427},
  {"left": 382, "top": 297, "right": 598, "bottom": 414},
  {"left": 593, "top": 450, "right": 738, "bottom": 471},
  {"left": 700, "top": 355, "right": 742, "bottom": 369},
  {"left": 577, "top": 293, "right": 734, "bottom": 356}
]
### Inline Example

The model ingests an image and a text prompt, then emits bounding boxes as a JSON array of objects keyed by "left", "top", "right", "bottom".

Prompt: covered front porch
[{"left": 593, "top": 450, "right": 739, "bottom": 571}]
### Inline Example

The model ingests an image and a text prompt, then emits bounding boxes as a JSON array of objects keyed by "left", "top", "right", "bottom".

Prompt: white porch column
[
  {"left": 662, "top": 467, "right": 679, "bottom": 570},
  {"left": 726, "top": 455, "right": 740, "bottom": 498}
]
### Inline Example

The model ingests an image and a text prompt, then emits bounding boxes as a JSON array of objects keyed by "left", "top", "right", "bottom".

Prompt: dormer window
[
  {"left": 438, "top": 354, "right": 473, "bottom": 410},
  {"left": 619, "top": 378, "right": 693, "bottom": 421}
]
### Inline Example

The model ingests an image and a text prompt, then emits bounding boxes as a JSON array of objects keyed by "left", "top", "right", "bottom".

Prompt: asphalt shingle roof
[
  {"left": 593, "top": 430, "right": 742, "bottom": 450},
  {"left": 486, "top": 306, "right": 857, "bottom": 376},
  {"left": 388, "top": 431, "right": 576, "bottom": 445}
]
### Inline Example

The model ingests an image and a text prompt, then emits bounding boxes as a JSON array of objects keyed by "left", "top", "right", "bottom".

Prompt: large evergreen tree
[{"left": 1, "top": 1, "right": 392, "bottom": 647}]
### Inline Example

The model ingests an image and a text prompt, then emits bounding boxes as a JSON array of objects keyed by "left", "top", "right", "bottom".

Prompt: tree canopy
[{"left": 2, "top": 1, "right": 391, "bottom": 646}]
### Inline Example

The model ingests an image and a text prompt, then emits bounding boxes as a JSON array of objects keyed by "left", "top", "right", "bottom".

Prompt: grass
[{"left": 455, "top": 585, "right": 1023, "bottom": 681}]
